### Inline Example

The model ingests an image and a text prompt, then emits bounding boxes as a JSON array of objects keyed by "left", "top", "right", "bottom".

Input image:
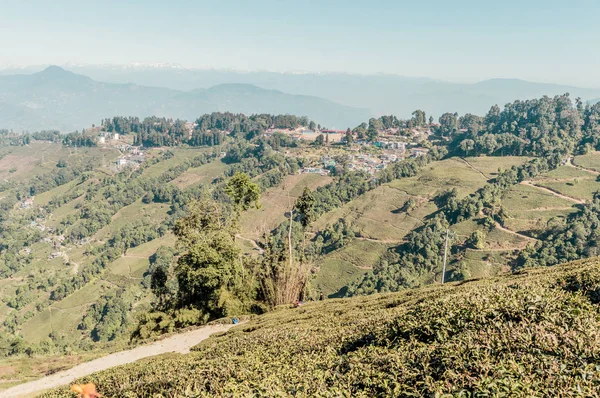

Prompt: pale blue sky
[{"left": 1, "top": 0, "right": 599, "bottom": 86}]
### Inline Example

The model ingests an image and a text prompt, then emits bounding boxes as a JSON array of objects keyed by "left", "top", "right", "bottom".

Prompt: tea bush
[{"left": 42, "top": 257, "right": 600, "bottom": 397}]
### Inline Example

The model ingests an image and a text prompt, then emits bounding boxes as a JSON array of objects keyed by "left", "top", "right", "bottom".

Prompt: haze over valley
[{"left": 2, "top": 64, "right": 600, "bottom": 132}]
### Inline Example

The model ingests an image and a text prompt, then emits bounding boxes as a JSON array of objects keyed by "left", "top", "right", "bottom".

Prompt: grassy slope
[
  {"left": 170, "top": 159, "right": 227, "bottom": 189},
  {"left": 140, "top": 148, "right": 210, "bottom": 178},
  {"left": 312, "top": 156, "right": 532, "bottom": 296},
  {"left": 240, "top": 173, "right": 333, "bottom": 241},
  {"left": 5, "top": 148, "right": 599, "bottom": 391},
  {"left": 574, "top": 151, "right": 600, "bottom": 172},
  {"left": 43, "top": 257, "right": 600, "bottom": 397},
  {"left": 1, "top": 146, "right": 187, "bottom": 348}
]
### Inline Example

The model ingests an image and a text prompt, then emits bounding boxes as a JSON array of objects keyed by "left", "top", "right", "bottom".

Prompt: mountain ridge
[{"left": 0, "top": 66, "right": 370, "bottom": 131}]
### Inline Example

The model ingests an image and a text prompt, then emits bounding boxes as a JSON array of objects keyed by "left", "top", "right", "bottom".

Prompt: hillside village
[{"left": 89, "top": 119, "right": 436, "bottom": 176}]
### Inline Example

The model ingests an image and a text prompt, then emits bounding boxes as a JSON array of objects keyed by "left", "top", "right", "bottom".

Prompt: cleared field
[
  {"left": 45, "top": 196, "right": 85, "bottom": 228},
  {"left": 313, "top": 185, "right": 435, "bottom": 242},
  {"left": 462, "top": 156, "right": 531, "bottom": 178},
  {"left": 94, "top": 200, "right": 171, "bottom": 240},
  {"left": 314, "top": 158, "right": 491, "bottom": 243},
  {"left": 170, "top": 160, "right": 227, "bottom": 188},
  {"left": 459, "top": 249, "right": 509, "bottom": 279},
  {"left": 499, "top": 183, "right": 578, "bottom": 233},
  {"left": 394, "top": 157, "right": 490, "bottom": 198},
  {"left": 536, "top": 165, "right": 596, "bottom": 180},
  {"left": 311, "top": 240, "right": 388, "bottom": 297},
  {"left": 502, "top": 183, "right": 576, "bottom": 211},
  {"left": 141, "top": 148, "right": 211, "bottom": 178},
  {"left": 33, "top": 179, "right": 81, "bottom": 206},
  {"left": 535, "top": 179, "right": 600, "bottom": 202},
  {"left": 240, "top": 173, "right": 332, "bottom": 240},
  {"left": 0, "top": 144, "right": 118, "bottom": 183},
  {"left": 573, "top": 151, "right": 600, "bottom": 172},
  {"left": 309, "top": 157, "right": 524, "bottom": 296},
  {"left": 21, "top": 234, "right": 177, "bottom": 343}
]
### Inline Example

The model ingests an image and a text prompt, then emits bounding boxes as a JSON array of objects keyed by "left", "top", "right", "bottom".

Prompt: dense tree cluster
[
  {"left": 0, "top": 130, "right": 31, "bottom": 146},
  {"left": 101, "top": 113, "right": 314, "bottom": 147},
  {"left": 449, "top": 94, "right": 587, "bottom": 157},
  {"left": 62, "top": 130, "right": 97, "bottom": 147},
  {"left": 518, "top": 192, "right": 600, "bottom": 268},
  {"left": 79, "top": 291, "right": 132, "bottom": 342}
]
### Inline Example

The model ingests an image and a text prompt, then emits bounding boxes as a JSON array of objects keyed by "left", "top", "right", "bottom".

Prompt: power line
[{"left": 441, "top": 228, "right": 449, "bottom": 284}]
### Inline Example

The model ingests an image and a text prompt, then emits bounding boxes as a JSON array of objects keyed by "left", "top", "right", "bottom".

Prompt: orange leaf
[{"left": 70, "top": 383, "right": 101, "bottom": 398}]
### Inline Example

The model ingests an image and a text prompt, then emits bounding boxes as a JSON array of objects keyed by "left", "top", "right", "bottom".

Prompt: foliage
[
  {"left": 102, "top": 113, "right": 314, "bottom": 147},
  {"left": 294, "top": 187, "right": 316, "bottom": 229},
  {"left": 148, "top": 246, "right": 176, "bottom": 309},
  {"left": 42, "top": 258, "right": 600, "bottom": 397},
  {"left": 172, "top": 200, "right": 256, "bottom": 317},
  {"left": 79, "top": 291, "right": 131, "bottom": 342},
  {"left": 225, "top": 172, "right": 261, "bottom": 211},
  {"left": 518, "top": 191, "right": 600, "bottom": 268}
]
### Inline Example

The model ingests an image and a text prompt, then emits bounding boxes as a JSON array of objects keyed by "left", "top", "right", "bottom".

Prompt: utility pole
[{"left": 441, "top": 228, "right": 449, "bottom": 284}]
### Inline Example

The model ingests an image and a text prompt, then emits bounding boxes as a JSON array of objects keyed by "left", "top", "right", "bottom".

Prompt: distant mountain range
[
  {"left": 58, "top": 65, "right": 600, "bottom": 116},
  {"left": 0, "top": 66, "right": 370, "bottom": 131},
  {"left": 2, "top": 64, "right": 600, "bottom": 132}
]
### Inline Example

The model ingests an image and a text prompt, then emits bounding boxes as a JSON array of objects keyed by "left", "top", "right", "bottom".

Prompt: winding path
[
  {"left": 236, "top": 234, "right": 265, "bottom": 254},
  {"left": 520, "top": 181, "right": 585, "bottom": 205},
  {"left": 459, "top": 158, "right": 491, "bottom": 180},
  {"left": 565, "top": 156, "right": 600, "bottom": 176},
  {"left": 1, "top": 324, "right": 236, "bottom": 398},
  {"left": 493, "top": 221, "right": 538, "bottom": 243}
]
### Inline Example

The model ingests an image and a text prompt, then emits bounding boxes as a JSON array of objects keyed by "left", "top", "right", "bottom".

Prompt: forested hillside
[{"left": 2, "top": 94, "right": 600, "bottom": 390}]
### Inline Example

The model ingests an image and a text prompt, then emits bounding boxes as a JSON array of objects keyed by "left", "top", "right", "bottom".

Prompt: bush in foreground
[{"left": 43, "top": 257, "right": 600, "bottom": 397}]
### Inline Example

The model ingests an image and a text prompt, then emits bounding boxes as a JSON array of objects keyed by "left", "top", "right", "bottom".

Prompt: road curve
[{"left": 1, "top": 324, "right": 236, "bottom": 398}]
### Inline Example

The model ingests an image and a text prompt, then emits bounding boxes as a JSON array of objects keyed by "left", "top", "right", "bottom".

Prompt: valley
[{"left": 0, "top": 94, "right": 599, "bottom": 394}]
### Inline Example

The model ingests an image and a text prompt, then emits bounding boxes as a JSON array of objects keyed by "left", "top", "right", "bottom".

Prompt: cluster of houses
[
  {"left": 19, "top": 197, "right": 34, "bottom": 210},
  {"left": 264, "top": 127, "right": 346, "bottom": 143},
  {"left": 299, "top": 145, "right": 430, "bottom": 177},
  {"left": 97, "top": 132, "right": 121, "bottom": 144},
  {"left": 115, "top": 146, "right": 145, "bottom": 170}
]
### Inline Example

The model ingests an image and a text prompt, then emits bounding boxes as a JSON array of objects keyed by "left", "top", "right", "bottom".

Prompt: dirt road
[
  {"left": 1, "top": 324, "right": 236, "bottom": 398},
  {"left": 520, "top": 181, "right": 585, "bottom": 204}
]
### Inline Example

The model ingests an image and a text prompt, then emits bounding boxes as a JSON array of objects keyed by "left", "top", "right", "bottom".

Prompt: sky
[{"left": 1, "top": 0, "right": 599, "bottom": 87}]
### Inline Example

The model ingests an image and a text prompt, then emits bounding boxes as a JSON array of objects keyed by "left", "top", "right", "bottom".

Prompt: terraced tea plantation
[{"left": 42, "top": 256, "right": 600, "bottom": 397}]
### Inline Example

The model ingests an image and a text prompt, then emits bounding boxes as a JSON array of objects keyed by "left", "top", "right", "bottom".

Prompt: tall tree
[
  {"left": 411, "top": 110, "right": 427, "bottom": 127},
  {"left": 225, "top": 172, "right": 261, "bottom": 211},
  {"left": 295, "top": 187, "right": 316, "bottom": 229},
  {"left": 438, "top": 112, "right": 459, "bottom": 137},
  {"left": 172, "top": 200, "right": 252, "bottom": 316}
]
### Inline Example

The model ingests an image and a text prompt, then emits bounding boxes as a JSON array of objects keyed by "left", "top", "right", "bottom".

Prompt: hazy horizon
[
  {"left": 1, "top": 0, "right": 599, "bottom": 88},
  {"left": 2, "top": 62, "right": 600, "bottom": 89}
]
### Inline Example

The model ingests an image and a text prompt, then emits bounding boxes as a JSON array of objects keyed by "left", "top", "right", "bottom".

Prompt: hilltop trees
[
  {"left": 411, "top": 110, "right": 427, "bottom": 127},
  {"left": 448, "top": 94, "right": 586, "bottom": 158},
  {"left": 101, "top": 113, "right": 316, "bottom": 147},
  {"left": 438, "top": 112, "right": 458, "bottom": 137}
]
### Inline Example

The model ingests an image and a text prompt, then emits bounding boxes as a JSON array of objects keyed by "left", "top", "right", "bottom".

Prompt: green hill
[{"left": 41, "top": 256, "right": 600, "bottom": 397}]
